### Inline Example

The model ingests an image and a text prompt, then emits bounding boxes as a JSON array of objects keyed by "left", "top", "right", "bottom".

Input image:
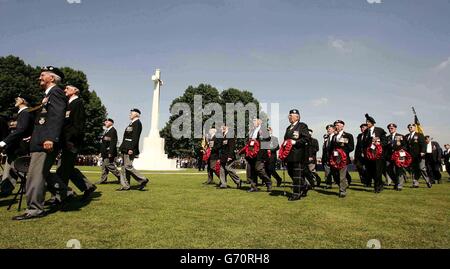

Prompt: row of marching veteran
[
  {"left": 202, "top": 109, "right": 445, "bottom": 201},
  {"left": 323, "top": 113, "right": 443, "bottom": 197},
  {"left": 202, "top": 109, "right": 316, "bottom": 201}
]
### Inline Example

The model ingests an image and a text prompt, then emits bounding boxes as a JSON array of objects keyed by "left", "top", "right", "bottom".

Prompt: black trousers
[
  {"left": 354, "top": 157, "right": 368, "bottom": 184},
  {"left": 265, "top": 158, "right": 283, "bottom": 184},
  {"left": 366, "top": 158, "right": 384, "bottom": 190},
  {"left": 56, "top": 148, "right": 93, "bottom": 192},
  {"left": 425, "top": 154, "right": 442, "bottom": 182},
  {"left": 286, "top": 161, "right": 307, "bottom": 195},
  {"left": 246, "top": 158, "right": 271, "bottom": 186}
]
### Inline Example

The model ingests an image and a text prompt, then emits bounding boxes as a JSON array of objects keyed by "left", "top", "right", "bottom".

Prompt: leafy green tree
[{"left": 160, "top": 84, "right": 264, "bottom": 158}]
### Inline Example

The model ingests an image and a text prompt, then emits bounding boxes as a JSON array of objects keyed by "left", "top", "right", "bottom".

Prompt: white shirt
[
  {"left": 409, "top": 132, "right": 415, "bottom": 140},
  {"left": 18, "top": 106, "right": 28, "bottom": 114},
  {"left": 290, "top": 121, "right": 299, "bottom": 130},
  {"left": 369, "top": 126, "right": 375, "bottom": 137},
  {"left": 426, "top": 143, "right": 432, "bottom": 153},
  {"left": 131, "top": 117, "right": 139, "bottom": 123},
  {"left": 336, "top": 130, "right": 344, "bottom": 141},
  {"left": 103, "top": 126, "right": 112, "bottom": 136},
  {"left": 251, "top": 126, "right": 261, "bottom": 139},
  {"left": 45, "top": 84, "right": 55, "bottom": 96},
  {"left": 68, "top": 95, "right": 79, "bottom": 104}
]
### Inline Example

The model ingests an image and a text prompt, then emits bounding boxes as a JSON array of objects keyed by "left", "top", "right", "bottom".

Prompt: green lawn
[{"left": 0, "top": 168, "right": 449, "bottom": 249}]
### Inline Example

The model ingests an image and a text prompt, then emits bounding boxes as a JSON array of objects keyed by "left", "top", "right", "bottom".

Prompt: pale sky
[{"left": 1, "top": 0, "right": 449, "bottom": 151}]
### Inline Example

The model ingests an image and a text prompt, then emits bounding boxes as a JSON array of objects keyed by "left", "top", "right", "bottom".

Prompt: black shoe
[
  {"left": 427, "top": 182, "right": 432, "bottom": 188},
  {"left": 288, "top": 194, "right": 301, "bottom": 201},
  {"left": 82, "top": 185, "right": 97, "bottom": 201},
  {"left": 217, "top": 185, "right": 227, "bottom": 189},
  {"left": 339, "top": 192, "right": 346, "bottom": 198},
  {"left": 12, "top": 211, "right": 47, "bottom": 221},
  {"left": 247, "top": 187, "right": 258, "bottom": 193},
  {"left": 138, "top": 179, "right": 149, "bottom": 191},
  {"left": 266, "top": 185, "right": 272, "bottom": 192},
  {"left": 236, "top": 181, "right": 242, "bottom": 189},
  {"left": 412, "top": 185, "right": 419, "bottom": 188},
  {"left": 116, "top": 187, "right": 130, "bottom": 191}
]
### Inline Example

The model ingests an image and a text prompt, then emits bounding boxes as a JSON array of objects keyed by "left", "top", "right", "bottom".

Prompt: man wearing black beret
[
  {"left": 283, "top": 109, "right": 311, "bottom": 201},
  {"left": 362, "top": 113, "right": 387, "bottom": 193},
  {"left": 51, "top": 84, "right": 96, "bottom": 202},
  {"left": 13, "top": 66, "right": 70, "bottom": 220},
  {"left": 97, "top": 118, "right": 121, "bottom": 184},
  {"left": 385, "top": 123, "right": 407, "bottom": 190},
  {"left": 405, "top": 124, "right": 432, "bottom": 188},
  {"left": 117, "top": 108, "right": 149, "bottom": 191},
  {"left": 329, "top": 120, "right": 354, "bottom": 198}
]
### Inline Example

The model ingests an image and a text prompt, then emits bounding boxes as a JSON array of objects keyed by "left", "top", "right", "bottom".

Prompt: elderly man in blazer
[
  {"left": 283, "top": 109, "right": 311, "bottom": 201},
  {"left": 362, "top": 114, "right": 388, "bottom": 193},
  {"left": 329, "top": 120, "right": 354, "bottom": 198},
  {"left": 117, "top": 108, "right": 149, "bottom": 191},
  {"left": 97, "top": 118, "right": 121, "bottom": 184},
  {"left": 405, "top": 124, "right": 432, "bottom": 188},
  {"left": 0, "top": 94, "right": 34, "bottom": 197},
  {"left": 13, "top": 66, "right": 69, "bottom": 220},
  {"left": 424, "top": 136, "right": 443, "bottom": 184}
]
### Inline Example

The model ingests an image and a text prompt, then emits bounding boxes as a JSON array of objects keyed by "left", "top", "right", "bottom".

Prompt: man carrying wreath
[
  {"left": 385, "top": 123, "right": 408, "bottom": 191},
  {"left": 329, "top": 120, "right": 354, "bottom": 198},
  {"left": 362, "top": 114, "right": 387, "bottom": 193},
  {"left": 280, "top": 109, "right": 311, "bottom": 201}
]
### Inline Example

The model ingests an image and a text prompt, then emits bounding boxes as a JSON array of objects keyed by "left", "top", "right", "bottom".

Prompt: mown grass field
[{"left": 0, "top": 167, "right": 449, "bottom": 249}]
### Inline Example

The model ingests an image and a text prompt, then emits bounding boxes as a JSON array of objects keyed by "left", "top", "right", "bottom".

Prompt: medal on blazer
[
  {"left": 39, "top": 117, "right": 46, "bottom": 125},
  {"left": 65, "top": 111, "right": 71, "bottom": 118},
  {"left": 41, "top": 107, "right": 47, "bottom": 114},
  {"left": 126, "top": 126, "right": 133, "bottom": 132},
  {"left": 293, "top": 131, "right": 299, "bottom": 139}
]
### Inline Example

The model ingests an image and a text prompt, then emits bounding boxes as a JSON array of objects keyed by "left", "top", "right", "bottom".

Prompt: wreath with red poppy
[
  {"left": 214, "top": 160, "right": 221, "bottom": 176},
  {"left": 391, "top": 149, "right": 412, "bottom": 168},
  {"left": 278, "top": 139, "right": 293, "bottom": 161},
  {"left": 366, "top": 144, "right": 383, "bottom": 161},
  {"left": 239, "top": 139, "right": 260, "bottom": 159},
  {"left": 329, "top": 148, "right": 348, "bottom": 169},
  {"left": 202, "top": 148, "right": 211, "bottom": 162}
]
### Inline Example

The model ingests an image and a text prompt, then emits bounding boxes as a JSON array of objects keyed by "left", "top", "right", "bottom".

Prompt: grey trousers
[
  {"left": 120, "top": 154, "right": 147, "bottom": 188},
  {"left": 332, "top": 166, "right": 348, "bottom": 194},
  {"left": 99, "top": 157, "right": 121, "bottom": 183},
  {"left": 219, "top": 161, "right": 240, "bottom": 187},
  {"left": 412, "top": 158, "right": 431, "bottom": 187},
  {"left": 25, "top": 151, "right": 68, "bottom": 216},
  {"left": 206, "top": 159, "right": 218, "bottom": 183}
]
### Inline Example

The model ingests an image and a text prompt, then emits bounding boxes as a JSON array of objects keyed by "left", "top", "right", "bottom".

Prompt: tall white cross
[{"left": 149, "top": 69, "right": 163, "bottom": 137}]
